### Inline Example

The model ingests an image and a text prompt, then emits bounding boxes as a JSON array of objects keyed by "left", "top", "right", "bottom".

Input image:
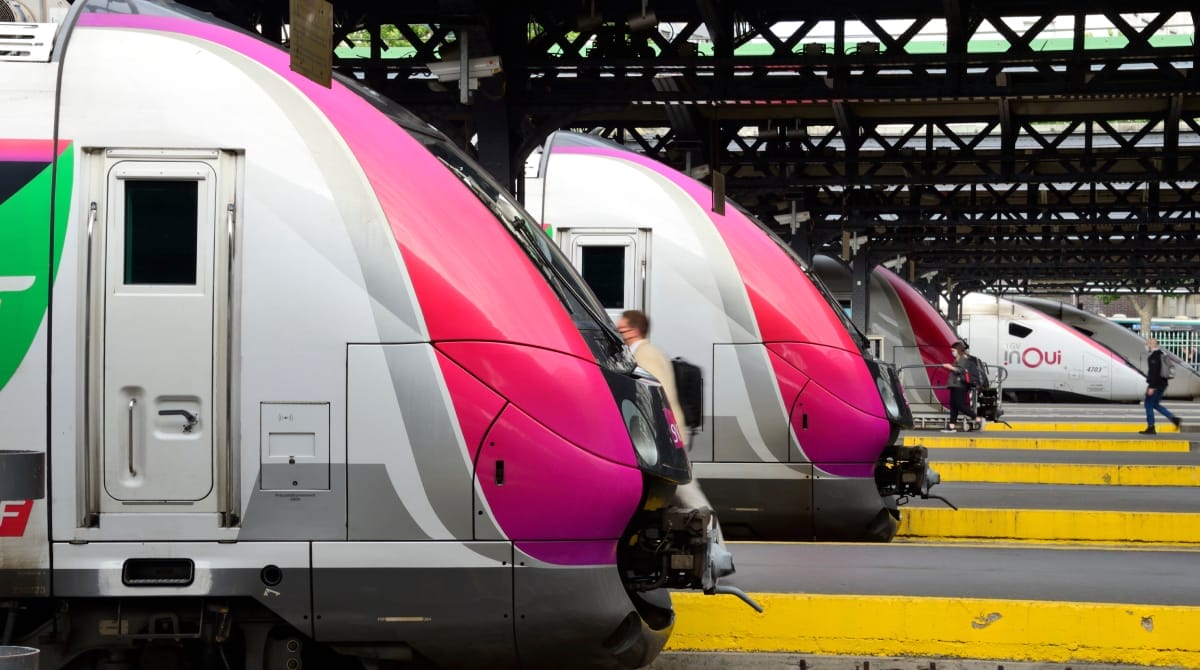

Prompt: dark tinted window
[
  {"left": 581, "top": 246, "right": 626, "bottom": 308},
  {"left": 1009, "top": 322, "right": 1033, "bottom": 338},
  {"left": 124, "top": 180, "right": 198, "bottom": 285}
]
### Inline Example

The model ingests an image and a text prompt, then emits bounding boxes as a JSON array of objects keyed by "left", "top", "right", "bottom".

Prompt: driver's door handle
[{"left": 158, "top": 409, "right": 199, "bottom": 433}]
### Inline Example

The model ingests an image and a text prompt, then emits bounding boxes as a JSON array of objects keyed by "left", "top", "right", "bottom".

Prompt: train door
[
  {"left": 557, "top": 228, "right": 650, "bottom": 321},
  {"left": 93, "top": 151, "right": 234, "bottom": 513}
]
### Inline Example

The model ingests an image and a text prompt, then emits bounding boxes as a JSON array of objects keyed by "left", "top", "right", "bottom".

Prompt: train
[
  {"left": 811, "top": 258, "right": 1152, "bottom": 405},
  {"left": 809, "top": 256, "right": 961, "bottom": 413},
  {"left": 958, "top": 293, "right": 1147, "bottom": 402},
  {"left": 0, "top": 2, "right": 747, "bottom": 668},
  {"left": 523, "top": 131, "right": 934, "bottom": 542},
  {"left": 1014, "top": 297, "right": 1200, "bottom": 400}
]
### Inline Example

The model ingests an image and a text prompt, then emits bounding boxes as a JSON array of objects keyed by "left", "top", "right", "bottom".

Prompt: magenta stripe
[
  {"left": 878, "top": 267, "right": 958, "bottom": 360},
  {"left": 0, "top": 139, "right": 62, "bottom": 162}
]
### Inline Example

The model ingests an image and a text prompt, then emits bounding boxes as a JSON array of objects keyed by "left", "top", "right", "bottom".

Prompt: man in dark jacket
[{"left": 1141, "top": 337, "right": 1182, "bottom": 435}]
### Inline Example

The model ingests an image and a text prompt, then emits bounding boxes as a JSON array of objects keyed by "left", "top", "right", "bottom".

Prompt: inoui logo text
[{"left": 1005, "top": 347, "right": 1063, "bottom": 368}]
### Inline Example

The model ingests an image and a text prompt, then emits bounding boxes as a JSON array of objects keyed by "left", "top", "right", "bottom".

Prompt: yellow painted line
[
  {"left": 904, "top": 435, "right": 1191, "bottom": 452},
  {"left": 900, "top": 508, "right": 1200, "bottom": 544},
  {"left": 889, "top": 536, "right": 1200, "bottom": 550},
  {"left": 733, "top": 539, "right": 1200, "bottom": 551},
  {"left": 987, "top": 421, "right": 1182, "bottom": 433},
  {"left": 668, "top": 592, "right": 1200, "bottom": 668},
  {"left": 935, "top": 461, "right": 1200, "bottom": 486}
]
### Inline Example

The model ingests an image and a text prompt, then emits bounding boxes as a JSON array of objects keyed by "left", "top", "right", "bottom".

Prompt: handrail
[
  {"left": 127, "top": 398, "right": 138, "bottom": 476},
  {"left": 897, "top": 362, "right": 1008, "bottom": 387}
]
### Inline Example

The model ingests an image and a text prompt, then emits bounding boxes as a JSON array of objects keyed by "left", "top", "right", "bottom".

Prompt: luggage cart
[{"left": 898, "top": 363, "right": 1010, "bottom": 431}]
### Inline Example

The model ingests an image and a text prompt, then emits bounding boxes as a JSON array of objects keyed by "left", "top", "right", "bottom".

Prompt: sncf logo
[
  {"left": 0, "top": 500, "right": 34, "bottom": 537},
  {"left": 662, "top": 408, "right": 685, "bottom": 449}
]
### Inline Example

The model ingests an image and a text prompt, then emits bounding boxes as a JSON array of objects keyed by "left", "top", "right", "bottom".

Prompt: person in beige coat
[
  {"left": 618, "top": 310, "right": 721, "bottom": 540},
  {"left": 617, "top": 309, "right": 688, "bottom": 448}
]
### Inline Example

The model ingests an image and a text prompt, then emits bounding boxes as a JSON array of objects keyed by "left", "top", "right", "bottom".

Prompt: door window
[
  {"left": 123, "top": 180, "right": 199, "bottom": 285},
  {"left": 580, "top": 245, "right": 626, "bottom": 309}
]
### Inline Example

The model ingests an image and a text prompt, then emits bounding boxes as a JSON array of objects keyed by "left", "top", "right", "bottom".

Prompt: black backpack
[
  {"left": 1154, "top": 350, "right": 1175, "bottom": 381},
  {"left": 671, "top": 357, "right": 704, "bottom": 431},
  {"left": 965, "top": 355, "right": 989, "bottom": 389}
]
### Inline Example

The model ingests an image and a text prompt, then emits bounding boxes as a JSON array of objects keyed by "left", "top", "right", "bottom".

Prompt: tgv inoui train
[
  {"left": 810, "top": 256, "right": 960, "bottom": 411},
  {"left": 1014, "top": 297, "right": 1200, "bottom": 400},
  {"left": 523, "top": 132, "right": 928, "bottom": 542},
  {"left": 0, "top": 3, "right": 740, "bottom": 668},
  {"left": 958, "top": 294, "right": 1147, "bottom": 402}
]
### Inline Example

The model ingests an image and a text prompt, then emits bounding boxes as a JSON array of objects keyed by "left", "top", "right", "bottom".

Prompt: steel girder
[{"left": 171, "top": 0, "right": 1200, "bottom": 292}]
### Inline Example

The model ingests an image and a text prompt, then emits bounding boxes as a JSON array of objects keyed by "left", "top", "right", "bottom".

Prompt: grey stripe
[
  {"left": 635, "top": 164, "right": 759, "bottom": 337},
  {"left": 711, "top": 344, "right": 790, "bottom": 463},
  {"left": 184, "top": 34, "right": 426, "bottom": 342},
  {"left": 239, "top": 464, "right": 347, "bottom": 541},
  {"left": 348, "top": 463, "right": 431, "bottom": 540},
  {"left": 737, "top": 344, "right": 791, "bottom": 461},
  {"left": 381, "top": 344, "right": 474, "bottom": 539}
]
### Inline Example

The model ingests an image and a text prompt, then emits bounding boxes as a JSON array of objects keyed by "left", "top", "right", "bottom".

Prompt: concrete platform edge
[{"left": 668, "top": 593, "right": 1200, "bottom": 668}]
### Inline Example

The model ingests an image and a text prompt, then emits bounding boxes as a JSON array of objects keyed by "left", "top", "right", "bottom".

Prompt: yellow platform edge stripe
[
  {"left": 903, "top": 435, "right": 1191, "bottom": 452},
  {"left": 668, "top": 592, "right": 1200, "bottom": 668},
  {"left": 900, "top": 507, "right": 1200, "bottom": 544},
  {"left": 986, "top": 421, "right": 1182, "bottom": 433},
  {"left": 935, "top": 461, "right": 1200, "bottom": 486}
]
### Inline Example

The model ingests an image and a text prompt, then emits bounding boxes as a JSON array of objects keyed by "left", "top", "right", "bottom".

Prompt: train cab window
[
  {"left": 580, "top": 246, "right": 626, "bottom": 309},
  {"left": 124, "top": 180, "right": 198, "bottom": 285},
  {"left": 1008, "top": 322, "right": 1033, "bottom": 338}
]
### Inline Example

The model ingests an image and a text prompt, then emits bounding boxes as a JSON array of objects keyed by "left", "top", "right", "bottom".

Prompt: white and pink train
[
  {"left": 813, "top": 257, "right": 1150, "bottom": 404},
  {"left": 524, "top": 132, "right": 933, "bottom": 543},
  {"left": 0, "top": 2, "right": 742, "bottom": 668}
]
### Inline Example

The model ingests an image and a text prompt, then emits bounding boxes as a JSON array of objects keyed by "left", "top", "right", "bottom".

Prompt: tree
[{"left": 1131, "top": 295, "right": 1155, "bottom": 338}]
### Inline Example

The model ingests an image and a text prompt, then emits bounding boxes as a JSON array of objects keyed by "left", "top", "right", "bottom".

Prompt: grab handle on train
[{"left": 158, "top": 409, "right": 199, "bottom": 434}]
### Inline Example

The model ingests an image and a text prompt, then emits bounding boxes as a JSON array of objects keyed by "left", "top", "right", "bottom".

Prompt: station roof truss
[{"left": 175, "top": 0, "right": 1200, "bottom": 294}]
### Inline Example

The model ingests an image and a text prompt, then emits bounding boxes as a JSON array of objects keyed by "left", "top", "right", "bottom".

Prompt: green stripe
[{"left": 0, "top": 144, "right": 72, "bottom": 392}]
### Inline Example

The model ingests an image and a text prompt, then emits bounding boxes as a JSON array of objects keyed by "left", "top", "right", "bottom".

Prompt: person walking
[
  {"left": 941, "top": 341, "right": 981, "bottom": 432},
  {"left": 617, "top": 309, "right": 722, "bottom": 540},
  {"left": 1140, "top": 337, "right": 1182, "bottom": 435},
  {"left": 617, "top": 310, "right": 687, "bottom": 446}
]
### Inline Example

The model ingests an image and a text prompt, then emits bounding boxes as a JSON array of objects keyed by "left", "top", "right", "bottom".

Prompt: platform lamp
[{"left": 628, "top": 0, "right": 658, "bottom": 32}]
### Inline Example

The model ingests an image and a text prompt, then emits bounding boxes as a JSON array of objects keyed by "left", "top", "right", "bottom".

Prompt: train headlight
[
  {"left": 876, "top": 373, "right": 902, "bottom": 417},
  {"left": 622, "top": 399, "right": 659, "bottom": 468},
  {"left": 868, "top": 359, "right": 913, "bottom": 427}
]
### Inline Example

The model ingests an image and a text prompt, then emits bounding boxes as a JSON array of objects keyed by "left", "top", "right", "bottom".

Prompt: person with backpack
[
  {"left": 1140, "top": 337, "right": 1183, "bottom": 435},
  {"left": 617, "top": 310, "right": 689, "bottom": 448},
  {"left": 618, "top": 310, "right": 724, "bottom": 541},
  {"left": 940, "top": 340, "right": 982, "bottom": 432},
  {"left": 963, "top": 345, "right": 989, "bottom": 391}
]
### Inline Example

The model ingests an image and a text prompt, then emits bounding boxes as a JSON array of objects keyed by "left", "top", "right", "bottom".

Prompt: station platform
[{"left": 661, "top": 402, "right": 1200, "bottom": 669}]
